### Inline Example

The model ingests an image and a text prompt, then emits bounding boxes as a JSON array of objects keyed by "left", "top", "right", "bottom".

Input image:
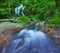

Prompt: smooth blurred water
[
  {"left": 1, "top": 29, "right": 60, "bottom": 53},
  {"left": 15, "top": 4, "right": 25, "bottom": 15}
]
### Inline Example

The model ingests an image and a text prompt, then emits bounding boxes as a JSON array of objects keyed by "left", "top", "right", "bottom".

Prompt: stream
[{"left": 0, "top": 24, "right": 60, "bottom": 53}]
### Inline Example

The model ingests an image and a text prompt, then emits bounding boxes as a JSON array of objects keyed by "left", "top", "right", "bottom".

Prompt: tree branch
[{"left": 0, "top": 19, "right": 16, "bottom": 22}]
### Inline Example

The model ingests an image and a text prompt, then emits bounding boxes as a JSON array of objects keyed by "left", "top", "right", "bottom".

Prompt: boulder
[{"left": 0, "top": 22, "right": 24, "bottom": 48}]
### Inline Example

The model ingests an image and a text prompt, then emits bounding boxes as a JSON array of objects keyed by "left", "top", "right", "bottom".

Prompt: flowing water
[{"left": 0, "top": 24, "right": 60, "bottom": 53}]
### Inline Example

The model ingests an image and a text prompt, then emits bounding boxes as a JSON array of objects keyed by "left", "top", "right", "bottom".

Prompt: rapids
[{"left": 0, "top": 24, "right": 60, "bottom": 53}]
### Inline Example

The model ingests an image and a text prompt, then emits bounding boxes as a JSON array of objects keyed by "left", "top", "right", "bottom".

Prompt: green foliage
[
  {"left": 0, "top": 0, "right": 60, "bottom": 26},
  {"left": 17, "top": 16, "right": 31, "bottom": 23},
  {"left": 0, "top": 8, "right": 7, "bottom": 15},
  {"left": 48, "top": 17, "right": 60, "bottom": 26}
]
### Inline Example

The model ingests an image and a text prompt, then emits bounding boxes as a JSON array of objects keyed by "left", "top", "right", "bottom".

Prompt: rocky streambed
[{"left": 0, "top": 22, "right": 60, "bottom": 53}]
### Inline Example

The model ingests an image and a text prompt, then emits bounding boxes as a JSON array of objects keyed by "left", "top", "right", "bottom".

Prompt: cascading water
[{"left": 0, "top": 23, "right": 60, "bottom": 53}]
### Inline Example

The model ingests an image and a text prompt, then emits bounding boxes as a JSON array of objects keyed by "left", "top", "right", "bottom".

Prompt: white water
[{"left": 1, "top": 29, "right": 60, "bottom": 53}]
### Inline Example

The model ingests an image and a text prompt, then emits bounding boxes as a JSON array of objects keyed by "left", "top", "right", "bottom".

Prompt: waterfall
[{"left": 1, "top": 23, "right": 60, "bottom": 53}]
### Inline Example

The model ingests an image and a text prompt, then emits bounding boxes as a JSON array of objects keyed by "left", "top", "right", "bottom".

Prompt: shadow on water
[{"left": 0, "top": 23, "right": 60, "bottom": 53}]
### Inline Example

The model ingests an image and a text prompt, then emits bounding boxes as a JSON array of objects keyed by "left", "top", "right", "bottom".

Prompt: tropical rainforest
[
  {"left": 0, "top": 0, "right": 60, "bottom": 26},
  {"left": 0, "top": 0, "right": 60, "bottom": 53}
]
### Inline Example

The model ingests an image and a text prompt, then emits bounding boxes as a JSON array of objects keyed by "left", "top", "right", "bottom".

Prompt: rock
[
  {"left": 0, "top": 22, "right": 24, "bottom": 47},
  {"left": 0, "top": 22, "right": 24, "bottom": 31}
]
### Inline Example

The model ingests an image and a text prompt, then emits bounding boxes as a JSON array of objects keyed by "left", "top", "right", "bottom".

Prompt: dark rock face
[{"left": 1, "top": 29, "right": 60, "bottom": 53}]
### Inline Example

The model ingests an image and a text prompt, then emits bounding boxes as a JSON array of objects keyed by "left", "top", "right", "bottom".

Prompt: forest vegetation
[{"left": 0, "top": 0, "right": 60, "bottom": 26}]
